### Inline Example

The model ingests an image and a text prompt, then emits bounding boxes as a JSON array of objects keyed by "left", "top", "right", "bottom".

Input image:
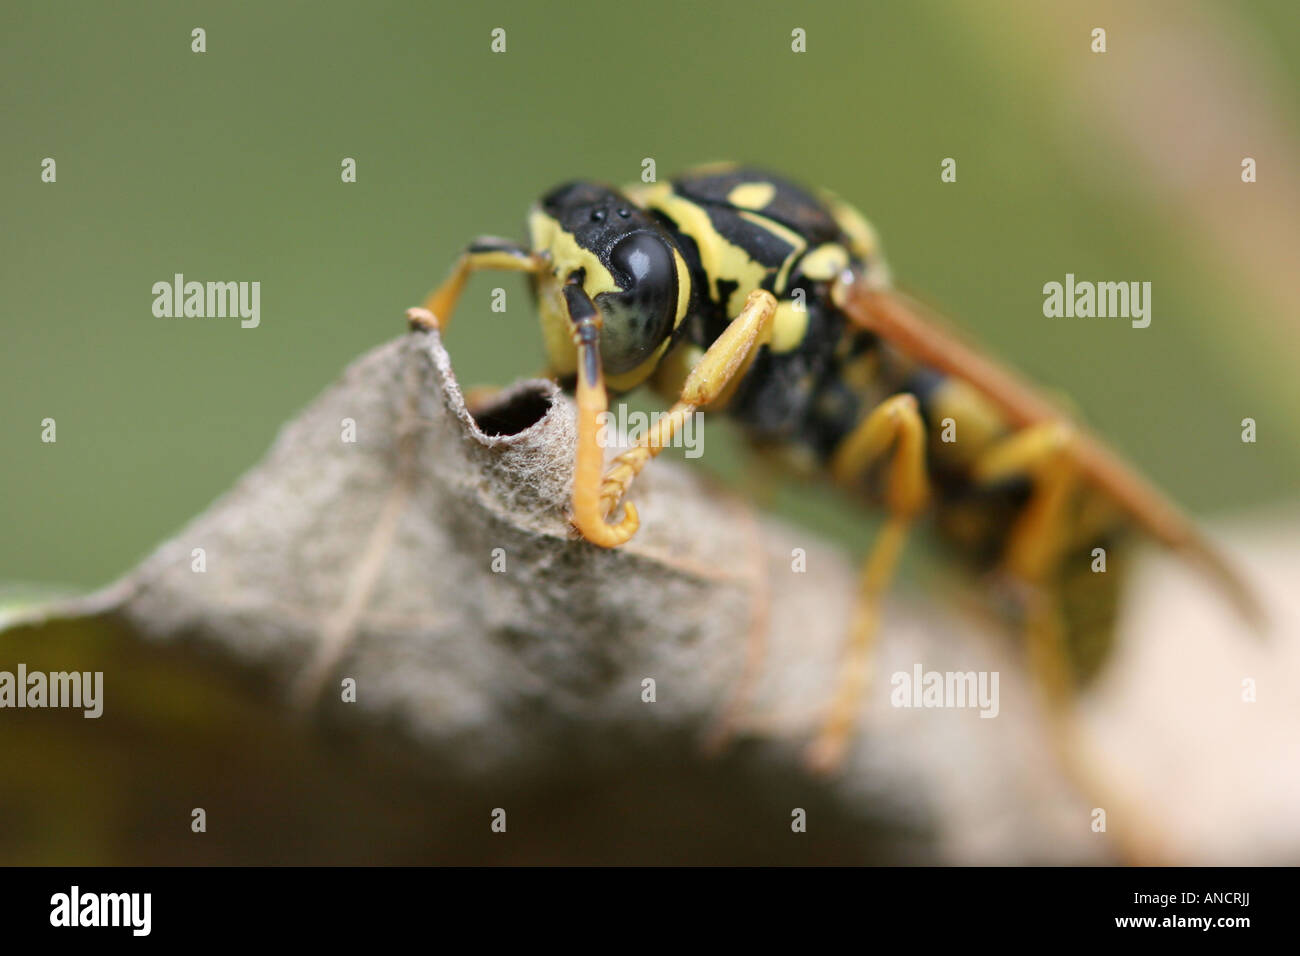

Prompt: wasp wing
[{"left": 834, "top": 280, "right": 1264, "bottom": 630}]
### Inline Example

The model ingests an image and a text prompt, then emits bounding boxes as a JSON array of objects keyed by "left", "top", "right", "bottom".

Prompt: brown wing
[{"left": 833, "top": 280, "right": 1265, "bottom": 630}]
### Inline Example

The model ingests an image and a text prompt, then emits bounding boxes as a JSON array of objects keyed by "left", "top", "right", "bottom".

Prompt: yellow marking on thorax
[
  {"left": 823, "top": 191, "right": 881, "bottom": 260},
  {"left": 928, "top": 378, "right": 1010, "bottom": 465},
  {"left": 622, "top": 183, "right": 654, "bottom": 206},
  {"left": 769, "top": 300, "right": 809, "bottom": 353},
  {"left": 799, "top": 243, "right": 850, "bottom": 281},
  {"left": 736, "top": 210, "right": 807, "bottom": 292},
  {"left": 823, "top": 192, "right": 893, "bottom": 287},
  {"left": 645, "top": 188, "right": 769, "bottom": 316},
  {"left": 726, "top": 182, "right": 776, "bottom": 210}
]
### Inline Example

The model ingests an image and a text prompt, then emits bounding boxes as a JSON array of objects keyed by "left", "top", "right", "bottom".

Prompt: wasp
[{"left": 407, "top": 163, "right": 1261, "bottom": 792}]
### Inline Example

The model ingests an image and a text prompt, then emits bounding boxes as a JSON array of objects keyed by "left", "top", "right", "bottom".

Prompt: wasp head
[{"left": 528, "top": 182, "right": 688, "bottom": 386}]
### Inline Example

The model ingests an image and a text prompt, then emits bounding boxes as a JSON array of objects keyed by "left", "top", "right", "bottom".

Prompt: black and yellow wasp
[{"left": 408, "top": 163, "right": 1259, "bottom": 778}]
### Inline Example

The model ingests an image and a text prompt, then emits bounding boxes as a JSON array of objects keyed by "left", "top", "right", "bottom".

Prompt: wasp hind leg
[
  {"left": 806, "top": 393, "right": 930, "bottom": 774},
  {"left": 579, "top": 289, "right": 779, "bottom": 545},
  {"left": 406, "top": 237, "right": 540, "bottom": 332},
  {"left": 972, "top": 422, "right": 1161, "bottom": 863}
]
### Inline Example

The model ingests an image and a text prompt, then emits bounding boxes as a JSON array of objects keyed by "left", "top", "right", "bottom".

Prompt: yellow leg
[
  {"left": 972, "top": 423, "right": 1086, "bottom": 729},
  {"left": 972, "top": 422, "right": 1082, "bottom": 709},
  {"left": 972, "top": 422, "right": 1162, "bottom": 862},
  {"left": 807, "top": 394, "right": 930, "bottom": 774},
  {"left": 579, "top": 289, "right": 778, "bottom": 544},
  {"left": 972, "top": 422, "right": 1077, "bottom": 585},
  {"left": 407, "top": 237, "right": 540, "bottom": 332}
]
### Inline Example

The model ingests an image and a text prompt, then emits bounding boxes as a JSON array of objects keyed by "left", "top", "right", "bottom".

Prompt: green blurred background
[{"left": 3, "top": 0, "right": 1297, "bottom": 591}]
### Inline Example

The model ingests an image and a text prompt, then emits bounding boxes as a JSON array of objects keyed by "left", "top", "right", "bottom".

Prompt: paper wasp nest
[{"left": 2, "top": 331, "right": 1293, "bottom": 864}]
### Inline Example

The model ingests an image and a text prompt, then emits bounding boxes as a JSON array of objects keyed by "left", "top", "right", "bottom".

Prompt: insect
[{"left": 407, "top": 163, "right": 1261, "bottom": 791}]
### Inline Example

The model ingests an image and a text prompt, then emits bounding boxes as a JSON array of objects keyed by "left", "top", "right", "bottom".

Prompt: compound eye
[
  {"left": 609, "top": 232, "right": 673, "bottom": 300},
  {"left": 598, "top": 232, "right": 679, "bottom": 375}
]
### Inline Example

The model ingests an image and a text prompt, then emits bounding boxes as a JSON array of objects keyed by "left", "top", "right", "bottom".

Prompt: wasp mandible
[{"left": 407, "top": 163, "right": 1261, "bottom": 780}]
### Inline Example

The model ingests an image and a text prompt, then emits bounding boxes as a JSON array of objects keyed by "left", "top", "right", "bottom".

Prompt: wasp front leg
[
  {"left": 572, "top": 289, "right": 778, "bottom": 547},
  {"left": 806, "top": 394, "right": 931, "bottom": 774},
  {"left": 406, "top": 237, "right": 540, "bottom": 333}
]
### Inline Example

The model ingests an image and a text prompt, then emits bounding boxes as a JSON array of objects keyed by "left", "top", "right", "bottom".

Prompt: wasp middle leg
[{"left": 806, "top": 393, "right": 931, "bottom": 774}]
